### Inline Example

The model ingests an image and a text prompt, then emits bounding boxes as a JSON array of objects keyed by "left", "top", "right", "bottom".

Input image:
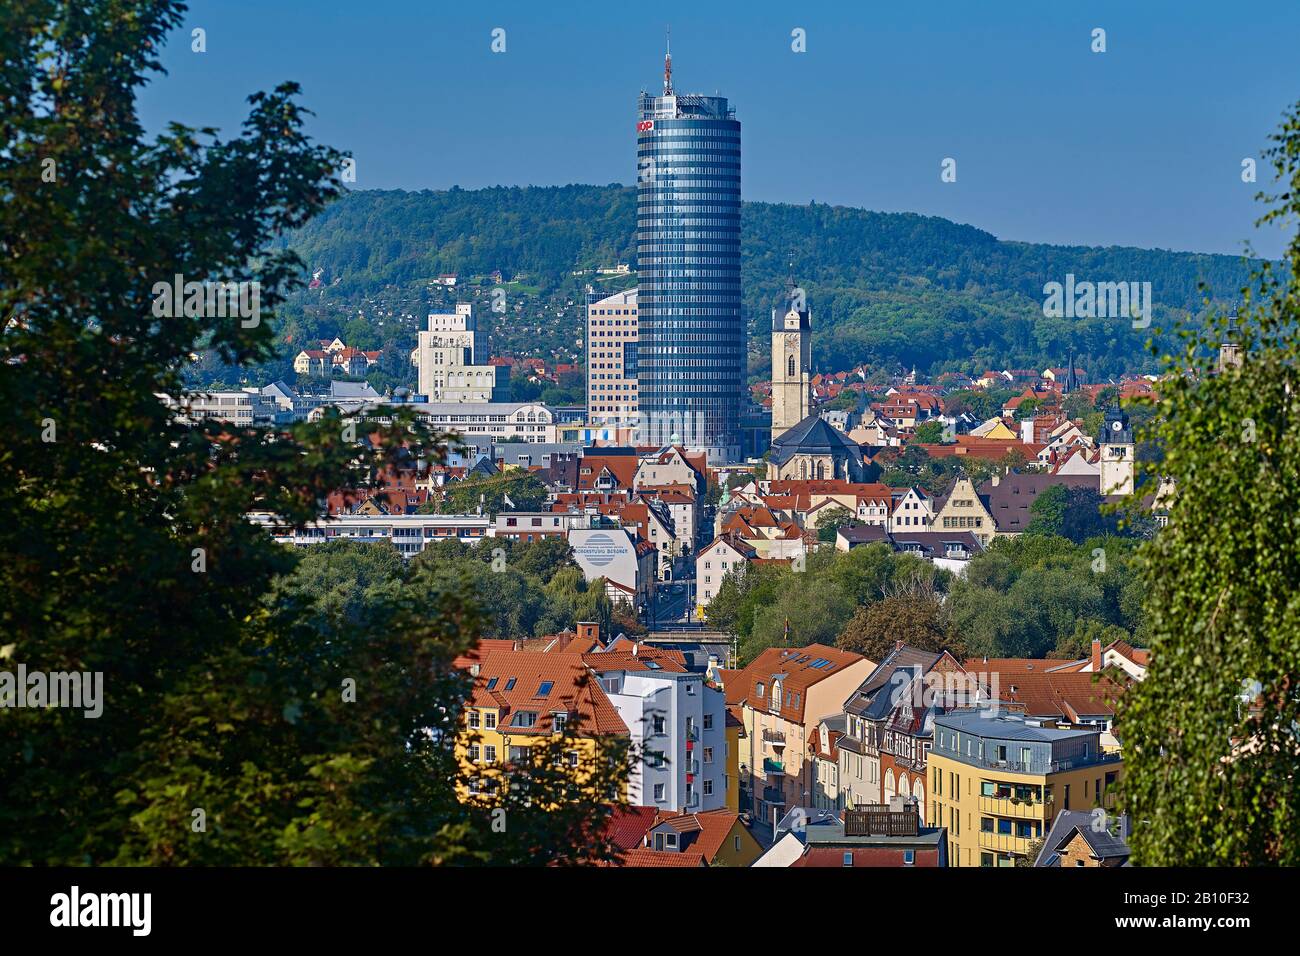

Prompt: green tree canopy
[{"left": 1120, "top": 102, "right": 1300, "bottom": 865}]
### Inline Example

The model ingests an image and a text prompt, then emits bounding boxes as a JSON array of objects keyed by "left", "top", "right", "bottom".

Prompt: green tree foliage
[
  {"left": 946, "top": 536, "right": 1144, "bottom": 659},
  {"left": 815, "top": 505, "right": 858, "bottom": 544},
  {"left": 706, "top": 545, "right": 950, "bottom": 664},
  {"left": 275, "top": 187, "right": 1259, "bottom": 388},
  {"left": 429, "top": 470, "right": 549, "bottom": 516},
  {"left": 837, "top": 594, "right": 965, "bottom": 663},
  {"left": 1121, "top": 103, "right": 1300, "bottom": 865},
  {"left": 0, "top": 2, "right": 625, "bottom": 865},
  {"left": 1024, "top": 485, "right": 1136, "bottom": 543},
  {"left": 912, "top": 421, "right": 946, "bottom": 444},
  {"left": 407, "top": 537, "right": 607, "bottom": 638}
]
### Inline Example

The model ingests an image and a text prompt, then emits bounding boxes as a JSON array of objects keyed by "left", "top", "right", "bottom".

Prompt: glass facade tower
[{"left": 635, "top": 65, "right": 742, "bottom": 462}]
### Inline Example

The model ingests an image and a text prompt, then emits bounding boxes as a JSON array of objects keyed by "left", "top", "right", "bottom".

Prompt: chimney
[
  {"left": 577, "top": 621, "right": 600, "bottom": 646},
  {"left": 1091, "top": 637, "right": 1102, "bottom": 672}
]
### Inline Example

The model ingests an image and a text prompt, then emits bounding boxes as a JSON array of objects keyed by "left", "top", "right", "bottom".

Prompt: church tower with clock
[
  {"left": 1098, "top": 405, "right": 1135, "bottom": 496},
  {"left": 770, "top": 278, "right": 812, "bottom": 444}
]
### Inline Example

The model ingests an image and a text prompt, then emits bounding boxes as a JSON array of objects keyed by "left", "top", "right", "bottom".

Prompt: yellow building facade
[
  {"left": 928, "top": 711, "right": 1122, "bottom": 868},
  {"left": 456, "top": 653, "right": 630, "bottom": 805}
]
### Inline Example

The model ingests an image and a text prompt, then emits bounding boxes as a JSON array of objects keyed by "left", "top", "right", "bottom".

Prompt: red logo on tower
[{"left": 637, "top": 121, "right": 654, "bottom": 132}]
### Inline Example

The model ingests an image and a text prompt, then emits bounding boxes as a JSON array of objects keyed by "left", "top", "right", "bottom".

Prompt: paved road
[{"left": 649, "top": 581, "right": 691, "bottom": 626}]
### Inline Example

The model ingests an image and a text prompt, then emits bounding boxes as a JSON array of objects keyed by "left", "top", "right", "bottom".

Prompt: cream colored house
[
  {"left": 932, "top": 476, "right": 995, "bottom": 546},
  {"left": 734, "top": 645, "right": 875, "bottom": 825},
  {"left": 889, "top": 487, "right": 936, "bottom": 532}
]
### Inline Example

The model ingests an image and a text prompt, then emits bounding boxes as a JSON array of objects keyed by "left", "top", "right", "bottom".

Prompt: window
[
  {"left": 486, "top": 677, "right": 498, "bottom": 691},
  {"left": 511, "top": 711, "right": 537, "bottom": 728},
  {"left": 535, "top": 681, "right": 554, "bottom": 697},
  {"left": 483, "top": 711, "right": 497, "bottom": 729},
  {"left": 552, "top": 713, "right": 567, "bottom": 735},
  {"left": 702, "top": 747, "right": 714, "bottom": 764},
  {"left": 652, "top": 715, "right": 666, "bottom": 735},
  {"left": 686, "top": 682, "right": 696, "bottom": 696},
  {"left": 483, "top": 745, "right": 497, "bottom": 764},
  {"left": 703, "top": 713, "right": 713, "bottom": 730},
  {"left": 469, "top": 744, "right": 480, "bottom": 762},
  {"left": 504, "top": 678, "right": 517, "bottom": 692},
  {"left": 468, "top": 710, "right": 480, "bottom": 729},
  {"left": 903, "top": 849, "right": 915, "bottom": 866},
  {"left": 703, "top": 780, "right": 714, "bottom": 796},
  {"left": 734, "top": 835, "right": 741, "bottom": 852},
  {"left": 842, "top": 852, "right": 853, "bottom": 867}
]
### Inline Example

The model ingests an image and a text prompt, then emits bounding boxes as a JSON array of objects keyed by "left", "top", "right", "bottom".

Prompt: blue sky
[{"left": 139, "top": 0, "right": 1300, "bottom": 258}]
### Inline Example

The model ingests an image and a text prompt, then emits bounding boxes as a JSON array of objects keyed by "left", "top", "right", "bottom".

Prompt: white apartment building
[
  {"left": 361, "top": 401, "right": 559, "bottom": 443},
  {"left": 586, "top": 652, "right": 728, "bottom": 812},
  {"left": 694, "top": 535, "right": 756, "bottom": 609},
  {"left": 248, "top": 512, "right": 491, "bottom": 557},
  {"left": 410, "top": 303, "right": 507, "bottom": 402},
  {"left": 159, "top": 390, "right": 291, "bottom": 427},
  {"left": 586, "top": 288, "right": 638, "bottom": 426}
]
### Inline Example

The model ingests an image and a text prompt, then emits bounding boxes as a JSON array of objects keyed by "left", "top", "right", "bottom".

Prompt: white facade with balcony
[{"left": 592, "top": 666, "right": 727, "bottom": 812}]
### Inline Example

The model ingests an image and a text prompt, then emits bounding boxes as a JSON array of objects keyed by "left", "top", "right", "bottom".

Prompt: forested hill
[{"left": 282, "top": 184, "right": 1261, "bottom": 379}]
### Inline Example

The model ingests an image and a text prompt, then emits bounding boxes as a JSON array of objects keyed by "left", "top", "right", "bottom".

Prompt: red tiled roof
[
  {"left": 736, "top": 644, "right": 870, "bottom": 723},
  {"left": 470, "top": 651, "right": 629, "bottom": 736},
  {"left": 582, "top": 647, "right": 689, "bottom": 674},
  {"left": 604, "top": 806, "right": 658, "bottom": 852},
  {"left": 616, "top": 848, "right": 707, "bottom": 867}
]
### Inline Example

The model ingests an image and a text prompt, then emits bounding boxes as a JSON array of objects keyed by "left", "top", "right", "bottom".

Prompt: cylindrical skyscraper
[{"left": 635, "top": 51, "right": 742, "bottom": 462}]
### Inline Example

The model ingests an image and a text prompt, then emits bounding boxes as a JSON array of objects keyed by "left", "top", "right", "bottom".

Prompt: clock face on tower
[{"left": 1112, "top": 420, "right": 1123, "bottom": 431}]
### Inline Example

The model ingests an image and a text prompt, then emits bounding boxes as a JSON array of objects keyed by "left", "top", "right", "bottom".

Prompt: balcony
[
  {"left": 978, "top": 830, "right": 1038, "bottom": 855},
  {"left": 763, "top": 729, "right": 786, "bottom": 747},
  {"left": 763, "top": 758, "right": 786, "bottom": 776},
  {"left": 978, "top": 795, "right": 1053, "bottom": 821}
]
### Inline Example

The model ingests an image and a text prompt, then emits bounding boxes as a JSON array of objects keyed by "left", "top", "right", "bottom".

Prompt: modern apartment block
[
  {"left": 928, "top": 710, "right": 1123, "bottom": 868},
  {"left": 585, "top": 645, "right": 729, "bottom": 812},
  {"left": 361, "top": 400, "right": 559, "bottom": 443},
  {"left": 159, "top": 389, "right": 292, "bottom": 426},
  {"left": 587, "top": 288, "right": 639, "bottom": 426},
  {"left": 410, "top": 302, "right": 508, "bottom": 402},
  {"left": 248, "top": 512, "right": 491, "bottom": 557},
  {"left": 635, "top": 52, "right": 743, "bottom": 462}
]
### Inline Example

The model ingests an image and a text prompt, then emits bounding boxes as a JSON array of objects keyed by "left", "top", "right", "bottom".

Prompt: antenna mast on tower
[{"left": 664, "top": 26, "right": 673, "bottom": 94}]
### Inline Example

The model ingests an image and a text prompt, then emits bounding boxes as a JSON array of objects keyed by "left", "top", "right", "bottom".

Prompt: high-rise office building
[
  {"left": 636, "top": 48, "right": 742, "bottom": 462},
  {"left": 586, "top": 288, "right": 639, "bottom": 426}
]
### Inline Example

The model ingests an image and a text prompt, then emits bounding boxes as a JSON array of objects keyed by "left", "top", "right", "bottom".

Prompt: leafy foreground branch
[{"left": 0, "top": 1, "right": 626, "bottom": 865}]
